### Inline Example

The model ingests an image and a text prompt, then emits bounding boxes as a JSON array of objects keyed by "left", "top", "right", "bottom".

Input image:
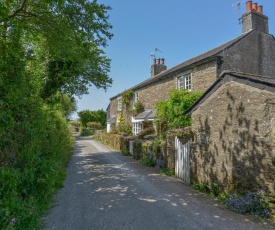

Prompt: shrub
[
  {"left": 87, "top": 122, "right": 102, "bottom": 130},
  {"left": 121, "top": 148, "right": 131, "bottom": 156},
  {"left": 155, "top": 157, "right": 166, "bottom": 172},
  {"left": 225, "top": 192, "right": 271, "bottom": 218},
  {"left": 155, "top": 89, "right": 203, "bottom": 129},
  {"left": 131, "top": 100, "right": 144, "bottom": 116},
  {"left": 80, "top": 128, "right": 95, "bottom": 136},
  {"left": 191, "top": 182, "right": 209, "bottom": 193}
]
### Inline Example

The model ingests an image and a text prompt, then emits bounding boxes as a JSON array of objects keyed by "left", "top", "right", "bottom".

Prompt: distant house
[{"left": 107, "top": 1, "right": 275, "bottom": 135}]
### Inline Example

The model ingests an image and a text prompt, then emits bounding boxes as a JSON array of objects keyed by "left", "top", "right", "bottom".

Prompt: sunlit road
[{"left": 43, "top": 136, "right": 274, "bottom": 230}]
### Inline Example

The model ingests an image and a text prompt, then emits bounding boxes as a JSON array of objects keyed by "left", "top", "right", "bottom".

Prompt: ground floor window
[{"left": 133, "top": 122, "right": 142, "bottom": 135}]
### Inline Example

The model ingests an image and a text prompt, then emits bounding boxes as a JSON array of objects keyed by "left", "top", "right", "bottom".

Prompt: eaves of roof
[
  {"left": 184, "top": 71, "right": 275, "bottom": 115},
  {"left": 110, "top": 30, "right": 254, "bottom": 100}
]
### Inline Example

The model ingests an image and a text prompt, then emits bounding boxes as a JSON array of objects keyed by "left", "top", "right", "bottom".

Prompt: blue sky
[{"left": 72, "top": 0, "right": 274, "bottom": 119}]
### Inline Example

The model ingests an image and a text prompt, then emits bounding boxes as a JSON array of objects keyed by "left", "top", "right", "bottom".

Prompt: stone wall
[
  {"left": 192, "top": 60, "right": 217, "bottom": 92},
  {"left": 221, "top": 30, "right": 275, "bottom": 78},
  {"left": 110, "top": 98, "right": 118, "bottom": 117},
  {"left": 138, "top": 77, "right": 176, "bottom": 110},
  {"left": 191, "top": 81, "right": 275, "bottom": 194}
]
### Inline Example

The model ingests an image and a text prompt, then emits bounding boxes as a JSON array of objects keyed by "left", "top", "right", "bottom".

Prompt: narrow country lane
[{"left": 42, "top": 136, "right": 274, "bottom": 230}]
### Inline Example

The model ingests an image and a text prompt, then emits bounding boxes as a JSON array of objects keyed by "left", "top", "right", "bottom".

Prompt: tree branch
[{"left": 9, "top": 0, "right": 28, "bottom": 19}]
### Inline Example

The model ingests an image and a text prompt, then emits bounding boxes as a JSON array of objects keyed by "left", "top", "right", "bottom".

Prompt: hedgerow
[{"left": 0, "top": 37, "right": 74, "bottom": 230}]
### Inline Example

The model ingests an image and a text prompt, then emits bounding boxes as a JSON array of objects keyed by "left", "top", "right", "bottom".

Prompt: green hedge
[{"left": 0, "top": 108, "right": 74, "bottom": 229}]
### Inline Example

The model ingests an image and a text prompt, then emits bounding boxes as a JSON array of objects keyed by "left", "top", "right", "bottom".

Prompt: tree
[
  {"left": 78, "top": 109, "right": 106, "bottom": 127},
  {"left": 1, "top": 0, "right": 113, "bottom": 98}
]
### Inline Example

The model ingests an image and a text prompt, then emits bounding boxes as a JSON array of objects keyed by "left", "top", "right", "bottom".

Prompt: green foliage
[
  {"left": 121, "top": 90, "right": 134, "bottom": 106},
  {"left": 46, "top": 92, "right": 77, "bottom": 119},
  {"left": 111, "top": 114, "right": 132, "bottom": 135},
  {"left": 87, "top": 122, "right": 102, "bottom": 130},
  {"left": 133, "top": 140, "right": 143, "bottom": 160},
  {"left": 111, "top": 123, "right": 132, "bottom": 135},
  {"left": 191, "top": 182, "right": 210, "bottom": 193},
  {"left": 69, "top": 120, "right": 80, "bottom": 127},
  {"left": 159, "top": 168, "right": 175, "bottom": 176},
  {"left": 80, "top": 128, "right": 95, "bottom": 136},
  {"left": 0, "top": 1, "right": 117, "bottom": 227},
  {"left": 155, "top": 89, "right": 203, "bottom": 129},
  {"left": 225, "top": 192, "right": 271, "bottom": 218},
  {"left": 121, "top": 148, "right": 131, "bottom": 156},
  {"left": 1, "top": 0, "right": 113, "bottom": 98},
  {"left": 78, "top": 109, "right": 107, "bottom": 127},
  {"left": 211, "top": 183, "right": 220, "bottom": 197},
  {"left": 131, "top": 100, "right": 145, "bottom": 116}
]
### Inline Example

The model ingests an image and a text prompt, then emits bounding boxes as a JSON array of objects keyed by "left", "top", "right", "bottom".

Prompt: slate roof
[
  {"left": 134, "top": 110, "right": 154, "bottom": 120},
  {"left": 110, "top": 30, "right": 254, "bottom": 100},
  {"left": 184, "top": 71, "right": 275, "bottom": 115}
]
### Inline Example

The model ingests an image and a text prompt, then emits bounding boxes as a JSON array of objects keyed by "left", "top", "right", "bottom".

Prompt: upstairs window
[
  {"left": 133, "top": 91, "right": 139, "bottom": 103},
  {"left": 117, "top": 97, "right": 122, "bottom": 111},
  {"left": 178, "top": 73, "right": 192, "bottom": 91}
]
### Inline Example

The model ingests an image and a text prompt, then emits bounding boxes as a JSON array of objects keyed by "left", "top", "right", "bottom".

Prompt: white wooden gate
[{"left": 175, "top": 137, "right": 191, "bottom": 184}]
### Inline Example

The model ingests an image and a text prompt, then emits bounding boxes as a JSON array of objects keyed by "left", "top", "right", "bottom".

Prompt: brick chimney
[
  {"left": 242, "top": 1, "right": 269, "bottom": 33},
  {"left": 151, "top": 58, "right": 167, "bottom": 77}
]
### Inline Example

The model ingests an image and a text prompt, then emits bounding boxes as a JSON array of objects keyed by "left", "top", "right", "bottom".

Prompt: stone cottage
[
  {"left": 107, "top": 1, "right": 275, "bottom": 135},
  {"left": 185, "top": 71, "right": 275, "bottom": 194}
]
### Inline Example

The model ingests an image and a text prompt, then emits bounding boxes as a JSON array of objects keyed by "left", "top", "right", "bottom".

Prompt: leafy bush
[
  {"left": 121, "top": 148, "right": 131, "bottom": 156},
  {"left": 111, "top": 119, "right": 132, "bottom": 135},
  {"left": 131, "top": 100, "right": 144, "bottom": 116},
  {"left": 142, "top": 150, "right": 155, "bottom": 167},
  {"left": 87, "top": 122, "right": 102, "bottom": 130},
  {"left": 155, "top": 157, "right": 166, "bottom": 172},
  {"left": 137, "top": 127, "right": 155, "bottom": 138},
  {"left": 225, "top": 192, "right": 271, "bottom": 218},
  {"left": 191, "top": 182, "right": 210, "bottom": 193},
  {"left": 80, "top": 128, "right": 95, "bottom": 136},
  {"left": 78, "top": 109, "right": 107, "bottom": 127},
  {"left": 155, "top": 89, "right": 203, "bottom": 129}
]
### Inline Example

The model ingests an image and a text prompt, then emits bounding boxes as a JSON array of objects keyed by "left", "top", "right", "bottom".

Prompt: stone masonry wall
[
  {"left": 110, "top": 98, "right": 118, "bottom": 117},
  {"left": 191, "top": 81, "right": 275, "bottom": 194},
  {"left": 138, "top": 60, "right": 217, "bottom": 110},
  {"left": 138, "top": 77, "right": 176, "bottom": 110},
  {"left": 221, "top": 31, "right": 275, "bottom": 78},
  {"left": 192, "top": 60, "right": 217, "bottom": 92}
]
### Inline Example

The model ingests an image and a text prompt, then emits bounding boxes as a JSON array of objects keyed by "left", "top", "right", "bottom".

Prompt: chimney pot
[
  {"left": 157, "top": 58, "right": 160, "bottom": 64},
  {"left": 161, "top": 58, "right": 165, "bottom": 65},
  {"left": 246, "top": 1, "right": 252, "bottom": 12},
  {"left": 252, "top": 3, "right": 258, "bottom": 11},
  {"left": 153, "top": 58, "right": 156, "bottom": 64},
  {"left": 257, "top": 5, "right": 263, "bottom": 14}
]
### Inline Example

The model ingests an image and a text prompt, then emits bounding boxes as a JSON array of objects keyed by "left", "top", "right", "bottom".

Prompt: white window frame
[
  {"left": 132, "top": 122, "right": 142, "bottom": 135},
  {"left": 117, "top": 97, "right": 122, "bottom": 111},
  {"left": 177, "top": 73, "right": 192, "bottom": 91}
]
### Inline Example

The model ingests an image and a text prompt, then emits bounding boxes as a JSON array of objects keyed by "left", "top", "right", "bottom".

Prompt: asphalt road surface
[{"left": 42, "top": 136, "right": 274, "bottom": 230}]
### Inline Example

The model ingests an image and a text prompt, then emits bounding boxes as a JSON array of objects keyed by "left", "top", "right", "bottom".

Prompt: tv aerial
[
  {"left": 150, "top": 48, "right": 163, "bottom": 61},
  {"left": 232, "top": 0, "right": 245, "bottom": 25}
]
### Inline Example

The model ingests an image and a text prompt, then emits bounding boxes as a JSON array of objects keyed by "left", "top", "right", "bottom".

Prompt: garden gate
[{"left": 175, "top": 137, "right": 191, "bottom": 184}]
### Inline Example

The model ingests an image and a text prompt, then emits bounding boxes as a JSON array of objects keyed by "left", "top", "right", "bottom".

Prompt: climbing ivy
[
  {"left": 121, "top": 90, "right": 134, "bottom": 106},
  {"left": 131, "top": 100, "right": 145, "bottom": 116}
]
